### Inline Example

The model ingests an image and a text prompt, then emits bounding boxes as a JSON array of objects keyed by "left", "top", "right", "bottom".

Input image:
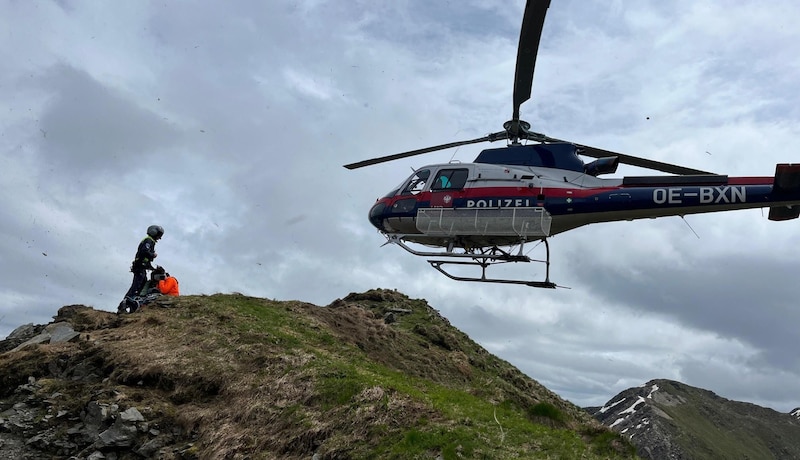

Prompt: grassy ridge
[
  {"left": 654, "top": 380, "right": 789, "bottom": 460},
  {"left": 1, "top": 289, "right": 636, "bottom": 459}
]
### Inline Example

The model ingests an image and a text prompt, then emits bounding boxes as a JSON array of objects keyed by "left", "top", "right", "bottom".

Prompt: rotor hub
[{"left": 503, "top": 119, "right": 531, "bottom": 143}]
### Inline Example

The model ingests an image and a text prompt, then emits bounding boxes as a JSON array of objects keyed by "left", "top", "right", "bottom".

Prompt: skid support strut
[{"left": 384, "top": 234, "right": 558, "bottom": 288}]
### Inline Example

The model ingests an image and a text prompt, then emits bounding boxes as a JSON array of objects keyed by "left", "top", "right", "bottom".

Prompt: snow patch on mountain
[
  {"left": 598, "top": 397, "right": 626, "bottom": 414},
  {"left": 591, "top": 382, "right": 664, "bottom": 441},
  {"left": 621, "top": 396, "right": 647, "bottom": 415}
]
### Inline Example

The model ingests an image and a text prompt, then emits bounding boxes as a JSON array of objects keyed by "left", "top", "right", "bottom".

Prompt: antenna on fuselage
[{"left": 680, "top": 216, "right": 700, "bottom": 239}]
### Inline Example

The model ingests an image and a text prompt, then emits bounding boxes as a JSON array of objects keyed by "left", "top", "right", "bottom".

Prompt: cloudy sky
[{"left": 2, "top": 0, "right": 800, "bottom": 412}]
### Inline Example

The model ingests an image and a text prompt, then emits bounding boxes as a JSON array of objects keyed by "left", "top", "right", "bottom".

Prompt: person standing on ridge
[{"left": 118, "top": 225, "right": 164, "bottom": 313}]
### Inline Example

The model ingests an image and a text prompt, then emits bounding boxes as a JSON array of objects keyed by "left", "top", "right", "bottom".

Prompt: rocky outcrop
[
  {"left": 9, "top": 322, "right": 80, "bottom": 352},
  {"left": 0, "top": 323, "right": 45, "bottom": 353},
  {"left": 0, "top": 376, "right": 190, "bottom": 459},
  {"left": 0, "top": 305, "right": 197, "bottom": 459},
  {"left": 0, "top": 370, "right": 193, "bottom": 460},
  {"left": 590, "top": 382, "right": 686, "bottom": 459},
  {"left": 1, "top": 307, "right": 91, "bottom": 354}
]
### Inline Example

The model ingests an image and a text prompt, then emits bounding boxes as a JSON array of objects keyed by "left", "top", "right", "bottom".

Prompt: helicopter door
[{"left": 430, "top": 168, "right": 470, "bottom": 207}]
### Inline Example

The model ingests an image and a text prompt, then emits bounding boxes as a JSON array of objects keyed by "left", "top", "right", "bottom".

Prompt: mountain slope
[
  {"left": 589, "top": 379, "right": 800, "bottom": 460},
  {"left": 0, "top": 289, "right": 635, "bottom": 459}
]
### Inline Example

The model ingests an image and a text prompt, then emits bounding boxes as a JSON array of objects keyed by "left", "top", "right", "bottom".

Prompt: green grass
[
  {"left": 392, "top": 427, "right": 482, "bottom": 459},
  {"left": 156, "top": 293, "right": 636, "bottom": 458},
  {"left": 528, "top": 402, "right": 566, "bottom": 424},
  {"left": 661, "top": 402, "right": 774, "bottom": 460}
]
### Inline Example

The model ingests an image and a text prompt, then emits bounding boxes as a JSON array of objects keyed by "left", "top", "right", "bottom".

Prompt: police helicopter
[{"left": 344, "top": 0, "right": 800, "bottom": 288}]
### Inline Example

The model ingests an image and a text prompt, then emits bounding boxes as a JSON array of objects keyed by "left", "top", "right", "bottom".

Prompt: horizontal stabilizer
[{"left": 769, "top": 163, "right": 800, "bottom": 221}]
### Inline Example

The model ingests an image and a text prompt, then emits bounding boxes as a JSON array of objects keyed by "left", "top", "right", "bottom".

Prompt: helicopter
[{"left": 344, "top": 0, "right": 800, "bottom": 288}]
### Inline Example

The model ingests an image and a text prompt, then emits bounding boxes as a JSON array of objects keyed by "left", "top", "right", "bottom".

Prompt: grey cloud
[
  {"left": 574, "top": 253, "right": 800, "bottom": 371},
  {"left": 35, "top": 65, "right": 182, "bottom": 175}
]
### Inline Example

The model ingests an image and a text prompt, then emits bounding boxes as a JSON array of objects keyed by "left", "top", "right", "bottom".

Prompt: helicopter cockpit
[{"left": 397, "top": 167, "right": 471, "bottom": 195}]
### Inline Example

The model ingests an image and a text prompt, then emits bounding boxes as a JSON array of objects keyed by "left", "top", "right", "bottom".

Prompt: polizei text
[{"left": 466, "top": 198, "right": 534, "bottom": 208}]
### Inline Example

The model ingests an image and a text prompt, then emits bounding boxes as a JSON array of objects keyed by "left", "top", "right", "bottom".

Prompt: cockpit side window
[
  {"left": 400, "top": 169, "right": 431, "bottom": 195},
  {"left": 431, "top": 168, "right": 469, "bottom": 191}
]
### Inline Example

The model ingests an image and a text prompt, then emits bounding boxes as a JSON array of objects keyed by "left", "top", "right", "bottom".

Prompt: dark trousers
[{"left": 125, "top": 268, "right": 148, "bottom": 300}]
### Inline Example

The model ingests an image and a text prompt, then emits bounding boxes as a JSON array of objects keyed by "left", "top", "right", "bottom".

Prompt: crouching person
[{"left": 158, "top": 270, "right": 180, "bottom": 296}]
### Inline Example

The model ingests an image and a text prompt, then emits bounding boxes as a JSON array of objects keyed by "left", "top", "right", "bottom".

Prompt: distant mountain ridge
[{"left": 589, "top": 379, "right": 800, "bottom": 459}]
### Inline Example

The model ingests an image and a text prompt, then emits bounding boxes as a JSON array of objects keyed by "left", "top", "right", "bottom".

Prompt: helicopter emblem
[{"left": 344, "top": 1, "right": 800, "bottom": 288}]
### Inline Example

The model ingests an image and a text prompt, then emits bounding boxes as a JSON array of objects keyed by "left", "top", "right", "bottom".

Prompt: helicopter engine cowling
[{"left": 584, "top": 156, "right": 620, "bottom": 176}]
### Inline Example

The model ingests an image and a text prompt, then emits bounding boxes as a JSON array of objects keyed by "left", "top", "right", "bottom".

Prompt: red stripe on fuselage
[
  {"left": 404, "top": 177, "right": 774, "bottom": 203},
  {"left": 727, "top": 177, "right": 772, "bottom": 185},
  {"left": 456, "top": 186, "right": 620, "bottom": 199}
]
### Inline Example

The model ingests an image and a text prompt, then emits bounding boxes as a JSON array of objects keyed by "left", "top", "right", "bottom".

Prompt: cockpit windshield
[{"left": 399, "top": 169, "right": 430, "bottom": 195}]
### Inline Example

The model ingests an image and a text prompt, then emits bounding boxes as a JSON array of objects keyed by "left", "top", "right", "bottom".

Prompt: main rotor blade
[
  {"left": 343, "top": 131, "right": 508, "bottom": 170},
  {"left": 576, "top": 144, "right": 713, "bottom": 175},
  {"left": 513, "top": 0, "right": 551, "bottom": 120}
]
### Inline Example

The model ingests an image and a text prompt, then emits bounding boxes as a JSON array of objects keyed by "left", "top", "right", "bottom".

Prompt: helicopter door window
[
  {"left": 432, "top": 168, "right": 469, "bottom": 191},
  {"left": 400, "top": 169, "right": 431, "bottom": 195}
]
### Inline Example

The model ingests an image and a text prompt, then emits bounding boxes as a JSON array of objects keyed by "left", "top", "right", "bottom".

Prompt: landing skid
[
  {"left": 383, "top": 234, "right": 559, "bottom": 288},
  {"left": 429, "top": 260, "right": 556, "bottom": 288}
]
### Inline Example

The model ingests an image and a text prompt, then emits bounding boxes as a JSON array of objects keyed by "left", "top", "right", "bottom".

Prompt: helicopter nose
[{"left": 368, "top": 201, "right": 387, "bottom": 230}]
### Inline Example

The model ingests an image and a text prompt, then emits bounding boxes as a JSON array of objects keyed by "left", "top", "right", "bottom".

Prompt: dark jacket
[{"left": 132, "top": 236, "right": 157, "bottom": 269}]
